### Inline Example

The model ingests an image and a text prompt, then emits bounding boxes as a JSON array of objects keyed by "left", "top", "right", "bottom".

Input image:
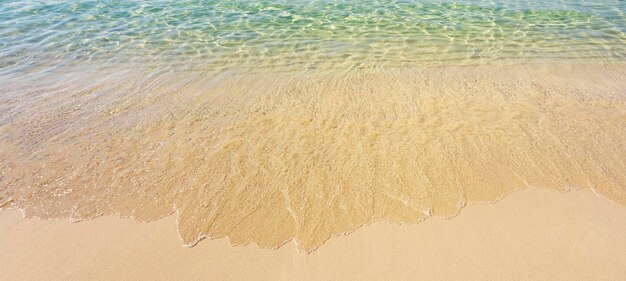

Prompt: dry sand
[{"left": 1, "top": 188, "right": 625, "bottom": 281}]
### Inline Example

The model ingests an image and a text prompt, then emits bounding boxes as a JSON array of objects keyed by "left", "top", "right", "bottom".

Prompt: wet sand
[
  {"left": 2, "top": 63, "right": 625, "bottom": 252},
  {"left": 1, "top": 188, "right": 625, "bottom": 281}
]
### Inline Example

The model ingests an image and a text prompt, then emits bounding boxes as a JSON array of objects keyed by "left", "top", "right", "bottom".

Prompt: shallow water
[
  {"left": 2, "top": 0, "right": 625, "bottom": 75},
  {"left": 1, "top": 1, "right": 625, "bottom": 252}
]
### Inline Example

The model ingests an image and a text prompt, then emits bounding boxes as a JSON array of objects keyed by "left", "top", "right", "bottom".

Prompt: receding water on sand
[
  {"left": 1, "top": 63, "right": 625, "bottom": 252},
  {"left": 2, "top": 0, "right": 626, "bottom": 252}
]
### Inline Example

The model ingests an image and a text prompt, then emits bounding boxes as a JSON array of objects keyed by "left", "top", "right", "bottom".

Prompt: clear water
[
  {"left": 1, "top": 0, "right": 625, "bottom": 75},
  {"left": 2, "top": 1, "right": 626, "bottom": 252}
]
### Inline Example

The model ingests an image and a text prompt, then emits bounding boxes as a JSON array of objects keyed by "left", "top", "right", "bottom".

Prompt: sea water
[{"left": 1, "top": 1, "right": 625, "bottom": 251}]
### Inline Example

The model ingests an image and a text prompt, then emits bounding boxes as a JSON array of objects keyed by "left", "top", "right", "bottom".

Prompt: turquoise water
[{"left": 1, "top": 0, "right": 625, "bottom": 75}]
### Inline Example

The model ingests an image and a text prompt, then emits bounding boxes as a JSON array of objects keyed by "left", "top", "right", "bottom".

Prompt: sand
[
  {"left": 2, "top": 63, "right": 625, "bottom": 252},
  {"left": 1, "top": 63, "right": 625, "bottom": 279},
  {"left": 1, "top": 188, "right": 625, "bottom": 281}
]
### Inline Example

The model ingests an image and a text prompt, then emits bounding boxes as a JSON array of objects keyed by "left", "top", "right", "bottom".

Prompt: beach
[
  {"left": 1, "top": 1, "right": 626, "bottom": 279},
  {"left": 2, "top": 188, "right": 626, "bottom": 281},
  {"left": 2, "top": 63, "right": 625, "bottom": 252}
]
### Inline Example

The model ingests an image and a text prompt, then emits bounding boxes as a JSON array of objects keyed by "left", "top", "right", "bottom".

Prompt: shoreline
[
  {"left": 1, "top": 183, "right": 620, "bottom": 253},
  {"left": 2, "top": 62, "right": 626, "bottom": 252},
  {"left": 2, "top": 188, "right": 625, "bottom": 280}
]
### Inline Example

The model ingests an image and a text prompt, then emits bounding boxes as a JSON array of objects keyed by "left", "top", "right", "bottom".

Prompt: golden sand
[
  {"left": 1, "top": 188, "right": 626, "bottom": 281},
  {"left": 1, "top": 63, "right": 625, "bottom": 252}
]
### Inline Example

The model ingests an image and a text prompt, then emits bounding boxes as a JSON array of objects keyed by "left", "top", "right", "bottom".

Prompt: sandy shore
[
  {"left": 4, "top": 64, "right": 625, "bottom": 252},
  {"left": 1, "top": 188, "right": 625, "bottom": 281}
]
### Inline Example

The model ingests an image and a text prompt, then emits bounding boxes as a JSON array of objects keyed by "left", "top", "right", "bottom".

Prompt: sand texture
[
  {"left": 1, "top": 188, "right": 625, "bottom": 281},
  {"left": 1, "top": 63, "right": 625, "bottom": 252}
]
